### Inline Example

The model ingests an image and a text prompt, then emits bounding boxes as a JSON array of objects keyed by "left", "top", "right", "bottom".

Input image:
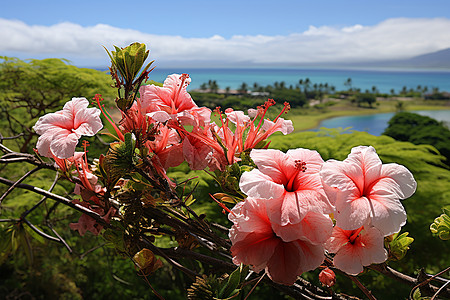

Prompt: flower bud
[{"left": 319, "top": 268, "right": 336, "bottom": 287}]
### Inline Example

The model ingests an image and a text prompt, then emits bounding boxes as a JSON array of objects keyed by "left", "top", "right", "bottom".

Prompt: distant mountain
[
  {"left": 324, "top": 48, "right": 450, "bottom": 69},
  {"left": 402, "top": 48, "right": 450, "bottom": 68}
]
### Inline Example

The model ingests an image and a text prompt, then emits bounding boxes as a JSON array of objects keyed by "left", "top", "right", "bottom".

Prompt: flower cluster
[
  {"left": 32, "top": 69, "right": 417, "bottom": 288},
  {"left": 229, "top": 146, "right": 416, "bottom": 284}
]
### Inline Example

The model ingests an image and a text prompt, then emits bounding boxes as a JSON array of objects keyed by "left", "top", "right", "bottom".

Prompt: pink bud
[{"left": 319, "top": 268, "right": 336, "bottom": 287}]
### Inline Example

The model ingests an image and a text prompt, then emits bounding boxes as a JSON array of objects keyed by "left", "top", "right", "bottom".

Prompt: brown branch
[
  {"left": 0, "top": 176, "right": 111, "bottom": 228},
  {"left": 0, "top": 166, "right": 41, "bottom": 204},
  {"left": 368, "top": 263, "right": 416, "bottom": 286}
]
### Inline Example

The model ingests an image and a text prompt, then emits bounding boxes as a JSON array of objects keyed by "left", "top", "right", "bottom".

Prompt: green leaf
[
  {"left": 430, "top": 206, "right": 450, "bottom": 240},
  {"left": 218, "top": 265, "right": 244, "bottom": 298},
  {"left": 387, "top": 231, "right": 414, "bottom": 260},
  {"left": 184, "top": 195, "right": 196, "bottom": 206}
]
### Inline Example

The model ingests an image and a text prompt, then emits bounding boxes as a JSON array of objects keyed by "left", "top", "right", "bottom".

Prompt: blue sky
[{"left": 1, "top": 0, "right": 450, "bottom": 67}]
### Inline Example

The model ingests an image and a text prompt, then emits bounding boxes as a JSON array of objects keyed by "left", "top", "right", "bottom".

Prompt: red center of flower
[
  {"left": 284, "top": 160, "right": 307, "bottom": 192},
  {"left": 348, "top": 226, "right": 364, "bottom": 244}
]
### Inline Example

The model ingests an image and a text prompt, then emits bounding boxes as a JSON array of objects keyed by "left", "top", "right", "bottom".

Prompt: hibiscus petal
[
  {"left": 335, "top": 191, "right": 372, "bottom": 231},
  {"left": 273, "top": 211, "right": 333, "bottom": 244},
  {"left": 380, "top": 163, "right": 417, "bottom": 199},
  {"left": 265, "top": 241, "right": 302, "bottom": 285},
  {"left": 368, "top": 185, "right": 407, "bottom": 235},
  {"left": 266, "top": 191, "right": 316, "bottom": 226},
  {"left": 63, "top": 97, "right": 90, "bottom": 119},
  {"left": 34, "top": 113, "right": 73, "bottom": 134},
  {"left": 286, "top": 148, "right": 324, "bottom": 172},
  {"left": 231, "top": 232, "right": 279, "bottom": 273},
  {"left": 140, "top": 84, "right": 173, "bottom": 112},
  {"left": 157, "top": 143, "right": 184, "bottom": 169},
  {"left": 266, "top": 240, "right": 324, "bottom": 285},
  {"left": 295, "top": 240, "right": 326, "bottom": 275},
  {"left": 359, "top": 227, "right": 388, "bottom": 266},
  {"left": 250, "top": 149, "right": 288, "bottom": 183},
  {"left": 50, "top": 131, "right": 80, "bottom": 159},
  {"left": 333, "top": 243, "right": 364, "bottom": 275},
  {"left": 229, "top": 198, "right": 272, "bottom": 235},
  {"left": 239, "top": 169, "right": 285, "bottom": 199},
  {"left": 36, "top": 132, "right": 55, "bottom": 157},
  {"left": 147, "top": 111, "right": 171, "bottom": 123},
  {"left": 325, "top": 227, "right": 351, "bottom": 253},
  {"left": 347, "top": 146, "right": 382, "bottom": 190},
  {"left": 183, "top": 137, "right": 211, "bottom": 170},
  {"left": 320, "top": 160, "right": 360, "bottom": 193}
]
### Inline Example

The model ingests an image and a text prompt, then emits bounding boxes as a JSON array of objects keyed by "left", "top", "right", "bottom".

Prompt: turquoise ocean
[{"left": 149, "top": 67, "right": 450, "bottom": 93}]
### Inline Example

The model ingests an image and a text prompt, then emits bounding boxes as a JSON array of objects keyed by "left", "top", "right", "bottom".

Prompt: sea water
[
  {"left": 149, "top": 67, "right": 450, "bottom": 93},
  {"left": 314, "top": 110, "right": 450, "bottom": 136}
]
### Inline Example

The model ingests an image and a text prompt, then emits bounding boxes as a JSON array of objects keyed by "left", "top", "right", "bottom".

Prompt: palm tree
[
  {"left": 238, "top": 82, "right": 248, "bottom": 94},
  {"left": 344, "top": 78, "right": 353, "bottom": 91},
  {"left": 200, "top": 83, "right": 208, "bottom": 91},
  {"left": 209, "top": 80, "right": 219, "bottom": 93},
  {"left": 371, "top": 86, "right": 378, "bottom": 94}
]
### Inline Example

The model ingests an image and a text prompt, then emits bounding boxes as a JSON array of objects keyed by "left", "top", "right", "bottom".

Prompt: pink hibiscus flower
[
  {"left": 239, "top": 148, "right": 333, "bottom": 228},
  {"left": 326, "top": 225, "right": 387, "bottom": 275},
  {"left": 33, "top": 97, "right": 103, "bottom": 159},
  {"left": 139, "top": 73, "right": 211, "bottom": 126},
  {"left": 69, "top": 200, "right": 116, "bottom": 236},
  {"left": 320, "top": 146, "right": 416, "bottom": 235},
  {"left": 229, "top": 197, "right": 325, "bottom": 285}
]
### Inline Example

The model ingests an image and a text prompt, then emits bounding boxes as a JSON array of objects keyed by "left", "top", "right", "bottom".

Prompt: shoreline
[{"left": 291, "top": 104, "right": 450, "bottom": 132}]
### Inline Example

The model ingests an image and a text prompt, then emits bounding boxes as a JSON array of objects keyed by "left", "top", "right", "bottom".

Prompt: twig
[
  {"left": 21, "top": 218, "right": 61, "bottom": 243},
  {"left": 349, "top": 275, "right": 376, "bottom": 300},
  {"left": 244, "top": 273, "right": 265, "bottom": 300},
  {"left": 80, "top": 243, "right": 106, "bottom": 259},
  {"left": 0, "top": 166, "right": 41, "bottom": 204},
  {"left": 409, "top": 266, "right": 450, "bottom": 299},
  {"left": 21, "top": 173, "right": 59, "bottom": 218},
  {"left": 368, "top": 263, "right": 416, "bottom": 286},
  {"left": 0, "top": 176, "right": 111, "bottom": 227},
  {"left": 431, "top": 280, "right": 450, "bottom": 300},
  {"left": 138, "top": 270, "right": 165, "bottom": 300},
  {"left": 47, "top": 223, "right": 72, "bottom": 253}
]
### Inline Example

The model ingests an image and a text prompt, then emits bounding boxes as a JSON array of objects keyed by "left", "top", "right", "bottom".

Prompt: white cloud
[{"left": 1, "top": 17, "right": 450, "bottom": 66}]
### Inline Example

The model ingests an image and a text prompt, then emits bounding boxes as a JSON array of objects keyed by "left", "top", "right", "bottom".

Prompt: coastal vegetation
[
  {"left": 1, "top": 55, "right": 449, "bottom": 299},
  {"left": 384, "top": 112, "right": 450, "bottom": 165}
]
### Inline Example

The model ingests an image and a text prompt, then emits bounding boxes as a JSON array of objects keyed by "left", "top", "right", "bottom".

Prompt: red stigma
[{"left": 294, "top": 160, "right": 307, "bottom": 172}]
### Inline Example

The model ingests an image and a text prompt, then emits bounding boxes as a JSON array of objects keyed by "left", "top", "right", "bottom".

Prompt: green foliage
[
  {"left": 354, "top": 92, "right": 377, "bottom": 107},
  {"left": 385, "top": 232, "right": 414, "bottom": 261},
  {"left": 0, "top": 56, "right": 115, "bottom": 152},
  {"left": 430, "top": 206, "right": 450, "bottom": 240},
  {"left": 383, "top": 112, "right": 450, "bottom": 165},
  {"left": 187, "top": 264, "right": 249, "bottom": 300},
  {"left": 270, "top": 88, "right": 307, "bottom": 107},
  {"left": 105, "top": 42, "right": 154, "bottom": 110}
]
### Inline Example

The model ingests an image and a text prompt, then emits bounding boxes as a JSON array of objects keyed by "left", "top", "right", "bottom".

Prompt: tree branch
[{"left": 0, "top": 176, "right": 111, "bottom": 228}]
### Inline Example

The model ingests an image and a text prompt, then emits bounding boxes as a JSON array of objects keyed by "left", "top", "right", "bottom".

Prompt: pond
[{"left": 313, "top": 110, "right": 450, "bottom": 136}]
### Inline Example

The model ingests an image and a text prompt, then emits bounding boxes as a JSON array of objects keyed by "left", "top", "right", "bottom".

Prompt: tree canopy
[
  {"left": 383, "top": 112, "right": 450, "bottom": 165},
  {"left": 0, "top": 57, "right": 115, "bottom": 153}
]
